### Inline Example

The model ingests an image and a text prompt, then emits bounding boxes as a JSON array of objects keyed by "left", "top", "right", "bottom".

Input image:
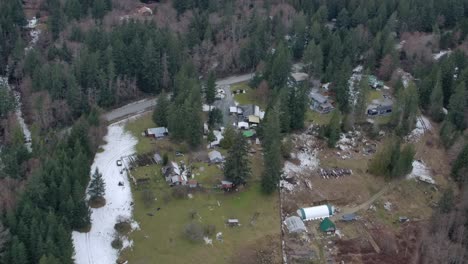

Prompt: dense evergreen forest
[{"left": 0, "top": 0, "right": 467, "bottom": 263}]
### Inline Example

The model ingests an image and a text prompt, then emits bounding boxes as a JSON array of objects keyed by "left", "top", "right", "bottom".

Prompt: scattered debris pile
[
  {"left": 281, "top": 134, "right": 320, "bottom": 192},
  {"left": 319, "top": 168, "right": 353, "bottom": 179}
]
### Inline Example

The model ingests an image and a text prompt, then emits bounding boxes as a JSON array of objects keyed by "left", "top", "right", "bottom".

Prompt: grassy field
[
  {"left": 231, "top": 82, "right": 254, "bottom": 105},
  {"left": 231, "top": 82, "right": 268, "bottom": 109},
  {"left": 121, "top": 114, "right": 281, "bottom": 264},
  {"left": 305, "top": 109, "right": 332, "bottom": 125},
  {"left": 120, "top": 172, "right": 280, "bottom": 264},
  {"left": 368, "top": 89, "right": 382, "bottom": 103}
]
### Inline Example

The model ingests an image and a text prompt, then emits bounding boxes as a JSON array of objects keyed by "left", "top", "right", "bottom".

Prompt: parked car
[{"left": 116, "top": 160, "right": 122, "bottom": 166}]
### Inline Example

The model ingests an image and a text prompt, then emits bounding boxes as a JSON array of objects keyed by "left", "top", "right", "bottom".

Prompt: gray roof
[
  {"left": 309, "top": 93, "right": 328, "bottom": 104},
  {"left": 147, "top": 127, "right": 168, "bottom": 137},
  {"left": 284, "top": 216, "right": 307, "bottom": 233},
  {"left": 239, "top": 104, "right": 255, "bottom": 117},
  {"left": 209, "top": 150, "right": 223, "bottom": 162},
  {"left": 342, "top": 213, "right": 357, "bottom": 221}
]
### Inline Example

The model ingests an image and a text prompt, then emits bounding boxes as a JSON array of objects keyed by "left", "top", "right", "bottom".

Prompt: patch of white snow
[
  {"left": 405, "top": 116, "right": 432, "bottom": 142},
  {"left": 407, "top": 160, "right": 435, "bottom": 184},
  {"left": 72, "top": 121, "right": 138, "bottom": 264}
]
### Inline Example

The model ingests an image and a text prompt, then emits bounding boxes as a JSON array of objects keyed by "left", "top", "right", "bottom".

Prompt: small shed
[
  {"left": 342, "top": 213, "right": 357, "bottom": 222},
  {"left": 368, "top": 75, "right": 384, "bottom": 88},
  {"left": 242, "top": 130, "right": 255, "bottom": 138},
  {"left": 297, "top": 205, "right": 335, "bottom": 221},
  {"left": 208, "top": 150, "right": 224, "bottom": 163},
  {"left": 367, "top": 98, "right": 393, "bottom": 116},
  {"left": 146, "top": 127, "right": 169, "bottom": 138},
  {"left": 284, "top": 216, "right": 307, "bottom": 233},
  {"left": 309, "top": 92, "right": 334, "bottom": 114},
  {"left": 153, "top": 153, "right": 162, "bottom": 164},
  {"left": 248, "top": 115, "right": 260, "bottom": 125},
  {"left": 237, "top": 121, "right": 249, "bottom": 130},
  {"left": 220, "top": 180, "right": 234, "bottom": 190},
  {"left": 319, "top": 218, "right": 336, "bottom": 233},
  {"left": 292, "top": 72, "right": 309, "bottom": 83},
  {"left": 229, "top": 106, "right": 238, "bottom": 114},
  {"left": 227, "top": 219, "right": 239, "bottom": 227},
  {"left": 170, "top": 175, "right": 187, "bottom": 185},
  {"left": 188, "top": 180, "right": 198, "bottom": 188}
]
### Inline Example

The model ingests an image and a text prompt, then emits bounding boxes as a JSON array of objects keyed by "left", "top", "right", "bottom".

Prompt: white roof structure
[
  {"left": 284, "top": 216, "right": 307, "bottom": 233},
  {"left": 237, "top": 121, "right": 249, "bottom": 129},
  {"left": 147, "top": 127, "right": 168, "bottom": 138},
  {"left": 297, "top": 205, "right": 334, "bottom": 221},
  {"left": 170, "top": 161, "right": 181, "bottom": 175},
  {"left": 229, "top": 106, "right": 237, "bottom": 113},
  {"left": 254, "top": 106, "right": 265, "bottom": 119},
  {"left": 203, "top": 104, "right": 215, "bottom": 112}
]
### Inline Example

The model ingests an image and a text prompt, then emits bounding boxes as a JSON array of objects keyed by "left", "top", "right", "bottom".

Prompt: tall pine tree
[
  {"left": 224, "top": 132, "right": 251, "bottom": 185},
  {"left": 261, "top": 105, "right": 282, "bottom": 194},
  {"left": 88, "top": 168, "right": 105, "bottom": 200},
  {"left": 153, "top": 93, "right": 169, "bottom": 127}
]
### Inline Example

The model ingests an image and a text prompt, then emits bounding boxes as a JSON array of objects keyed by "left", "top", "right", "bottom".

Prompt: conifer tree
[
  {"left": 205, "top": 72, "right": 216, "bottom": 105},
  {"left": 224, "top": 132, "right": 251, "bottom": 186},
  {"left": 327, "top": 110, "right": 341, "bottom": 148},
  {"left": 430, "top": 71, "right": 444, "bottom": 122},
  {"left": 153, "top": 93, "right": 169, "bottom": 127},
  {"left": 303, "top": 42, "right": 323, "bottom": 78},
  {"left": 88, "top": 168, "right": 105, "bottom": 200},
  {"left": 447, "top": 82, "right": 466, "bottom": 130},
  {"left": 261, "top": 106, "right": 282, "bottom": 194},
  {"left": 354, "top": 77, "right": 369, "bottom": 123}
]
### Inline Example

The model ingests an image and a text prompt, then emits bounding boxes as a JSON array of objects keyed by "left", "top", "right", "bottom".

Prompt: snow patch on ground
[
  {"left": 0, "top": 76, "right": 32, "bottom": 152},
  {"left": 407, "top": 160, "right": 435, "bottom": 184},
  {"left": 121, "top": 237, "right": 134, "bottom": 250},
  {"left": 207, "top": 129, "right": 224, "bottom": 149},
  {"left": 283, "top": 149, "right": 320, "bottom": 175},
  {"left": 405, "top": 116, "right": 432, "bottom": 142},
  {"left": 72, "top": 122, "right": 138, "bottom": 264},
  {"left": 433, "top": 50, "right": 451, "bottom": 61}
]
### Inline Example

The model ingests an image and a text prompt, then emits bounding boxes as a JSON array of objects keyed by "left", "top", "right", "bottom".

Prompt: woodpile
[{"left": 319, "top": 168, "right": 352, "bottom": 179}]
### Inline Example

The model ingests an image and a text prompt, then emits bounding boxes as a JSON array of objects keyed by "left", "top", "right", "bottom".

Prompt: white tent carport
[{"left": 297, "top": 205, "right": 334, "bottom": 221}]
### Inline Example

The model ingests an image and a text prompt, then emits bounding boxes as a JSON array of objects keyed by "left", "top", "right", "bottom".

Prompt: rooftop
[{"left": 309, "top": 92, "right": 328, "bottom": 104}]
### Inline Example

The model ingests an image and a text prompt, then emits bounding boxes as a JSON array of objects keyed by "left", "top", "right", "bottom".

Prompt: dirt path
[{"left": 332, "top": 183, "right": 393, "bottom": 220}]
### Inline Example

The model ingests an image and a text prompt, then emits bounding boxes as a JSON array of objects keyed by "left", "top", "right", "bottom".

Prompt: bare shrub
[
  {"left": 204, "top": 224, "right": 216, "bottom": 237},
  {"left": 183, "top": 222, "right": 203, "bottom": 242}
]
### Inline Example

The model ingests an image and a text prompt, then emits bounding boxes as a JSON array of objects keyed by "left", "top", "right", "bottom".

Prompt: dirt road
[{"left": 332, "top": 183, "right": 393, "bottom": 220}]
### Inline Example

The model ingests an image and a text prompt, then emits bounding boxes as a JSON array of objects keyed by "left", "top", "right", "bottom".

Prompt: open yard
[
  {"left": 305, "top": 110, "right": 332, "bottom": 126},
  {"left": 230, "top": 82, "right": 268, "bottom": 109},
  {"left": 120, "top": 115, "right": 281, "bottom": 264}
]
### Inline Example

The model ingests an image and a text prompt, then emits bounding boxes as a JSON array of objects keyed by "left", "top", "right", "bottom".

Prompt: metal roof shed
[
  {"left": 284, "top": 216, "right": 307, "bottom": 233},
  {"left": 297, "top": 205, "right": 335, "bottom": 221},
  {"left": 342, "top": 213, "right": 357, "bottom": 222},
  {"left": 208, "top": 150, "right": 224, "bottom": 163}
]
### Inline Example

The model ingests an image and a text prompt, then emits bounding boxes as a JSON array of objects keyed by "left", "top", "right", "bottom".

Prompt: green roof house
[
  {"left": 319, "top": 217, "right": 336, "bottom": 233},
  {"left": 367, "top": 75, "right": 384, "bottom": 89},
  {"left": 242, "top": 130, "right": 255, "bottom": 138}
]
